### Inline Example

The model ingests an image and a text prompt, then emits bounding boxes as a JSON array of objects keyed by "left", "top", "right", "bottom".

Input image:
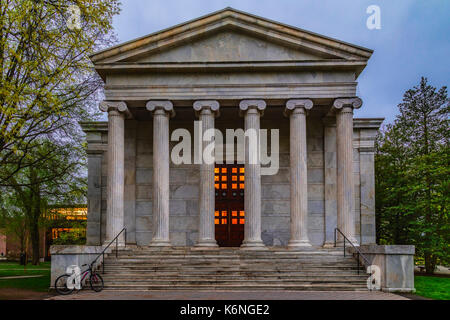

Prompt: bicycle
[{"left": 54, "top": 262, "right": 104, "bottom": 295}]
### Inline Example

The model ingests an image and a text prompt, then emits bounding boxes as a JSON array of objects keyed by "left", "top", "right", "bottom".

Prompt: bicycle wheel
[
  {"left": 90, "top": 273, "right": 104, "bottom": 292},
  {"left": 54, "top": 274, "right": 74, "bottom": 295}
]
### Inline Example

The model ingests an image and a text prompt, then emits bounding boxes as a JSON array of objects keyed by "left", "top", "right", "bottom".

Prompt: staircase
[{"left": 101, "top": 247, "right": 369, "bottom": 291}]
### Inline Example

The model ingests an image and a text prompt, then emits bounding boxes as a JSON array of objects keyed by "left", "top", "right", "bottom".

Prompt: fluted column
[
  {"left": 239, "top": 100, "right": 266, "bottom": 249},
  {"left": 333, "top": 98, "right": 362, "bottom": 245},
  {"left": 285, "top": 100, "right": 313, "bottom": 248},
  {"left": 193, "top": 101, "right": 220, "bottom": 247},
  {"left": 146, "top": 101, "right": 175, "bottom": 247},
  {"left": 99, "top": 101, "right": 131, "bottom": 245}
]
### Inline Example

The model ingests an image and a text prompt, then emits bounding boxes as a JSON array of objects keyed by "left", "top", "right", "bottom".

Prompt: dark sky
[{"left": 112, "top": 0, "right": 449, "bottom": 122}]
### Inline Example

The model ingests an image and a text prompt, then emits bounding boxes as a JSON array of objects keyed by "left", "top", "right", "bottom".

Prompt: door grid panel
[{"left": 215, "top": 164, "right": 244, "bottom": 247}]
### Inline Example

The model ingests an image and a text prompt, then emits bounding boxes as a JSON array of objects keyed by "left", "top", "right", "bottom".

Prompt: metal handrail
[
  {"left": 90, "top": 228, "right": 126, "bottom": 274},
  {"left": 334, "top": 228, "right": 370, "bottom": 274}
]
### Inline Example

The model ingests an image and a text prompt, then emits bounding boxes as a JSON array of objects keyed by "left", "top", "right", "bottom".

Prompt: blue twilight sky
[{"left": 111, "top": 0, "right": 449, "bottom": 122}]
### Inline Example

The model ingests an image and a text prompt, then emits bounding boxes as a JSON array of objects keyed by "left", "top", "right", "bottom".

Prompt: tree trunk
[
  {"left": 424, "top": 252, "right": 436, "bottom": 274},
  {"left": 29, "top": 212, "right": 40, "bottom": 265},
  {"left": 29, "top": 169, "right": 41, "bottom": 265}
]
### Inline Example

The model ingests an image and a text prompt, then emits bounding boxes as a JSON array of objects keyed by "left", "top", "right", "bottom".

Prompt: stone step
[
  {"left": 105, "top": 258, "right": 358, "bottom": 262},
  {"left": 101, "top": 275, "right": 367, "bottom": 281},
  {"left": 99, "top": 248, "right": 367, "bottom": 291},
  {"left": 101, "top": 270, "right": 366, "bottom": 276},
  {"left": 104, "top": 264, "right": 362, "bottom": 272},
  {"left": 110, "top": 255, "right": 351, "bottom": 259},
  {"left": 102, "top": 284, "right": 368, "bottom": 291}
]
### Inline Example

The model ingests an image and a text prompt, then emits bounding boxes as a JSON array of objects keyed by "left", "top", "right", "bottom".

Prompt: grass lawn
[
  {"left": 0, "top": 261, "right": 51, "bottom": 292},
  {"left": 414, "top": 275, "right": 450, "bottom": 300}
]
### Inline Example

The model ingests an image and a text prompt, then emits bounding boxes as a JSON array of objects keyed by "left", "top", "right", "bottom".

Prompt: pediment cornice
[{"left": 91, "top": 8, "right": 373, "bottom": 67}]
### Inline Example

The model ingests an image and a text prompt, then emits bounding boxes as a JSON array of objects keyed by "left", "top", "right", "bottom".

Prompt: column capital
[
  {"left": 239, "top": 100, "right": 266, "bottom": 117},
  {"left": 284, "top": 99, "right": 313, "bottom": 117},
  {"left": 193, "top": 100, "right": 220, "bottom": 118},
  {"left": 99, "top": 101, "right": 132, "bottom": 119},
  {"left": 146, "top": 100, "right": 176, "bottom": 118},
  {"left": 333, "top": 98, "right": 363, "bottom": 111}
]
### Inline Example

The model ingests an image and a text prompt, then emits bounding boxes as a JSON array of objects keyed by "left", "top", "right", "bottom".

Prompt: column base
[
  {"left": 195, "top": 239, "right": 218, "bottom": 248},
  {"left": 322, "top": 241, "right": 336, "bottom": 248},
  {"left": 288, "top": 240, "right": 312, "bottom": 250},
  {"left": 240, "top": 240, "right": 267, "bottom": 250},
  {"left": 149, "top": 239, "right": 171, "bottom": 247},
  {"left": 335, "top": 239, "right": 359, "bottom": 247},
  {"left": 103, "top": 240, "right": 126, "bottom": 248}
]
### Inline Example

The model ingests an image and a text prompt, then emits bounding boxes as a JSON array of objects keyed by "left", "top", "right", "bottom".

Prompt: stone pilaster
[
  {"left": 86, "top": 151, "right": 102, "bottom": 245},
  {"left": 99, "top": 101, "right": 130, "bottom": 245},
  {"left": 193, "top": 101, "right": 220, "bottom": 247},
  {"left": 146, "top": 101, "right": 175, "bottom": 247},
  {"left": 285, "top": 99, "right": 313, "bottom": 248},
  {"left": 239, "top": 100, "right": 266, "bottom": 249},
  {"left": 333, "top": 98, "right": 362, "bottom": 245},
  {"left": 322, "top": 117, "right": 337, "bottom": 248}
]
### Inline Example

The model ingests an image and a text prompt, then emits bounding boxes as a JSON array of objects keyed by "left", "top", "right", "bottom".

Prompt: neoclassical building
[{"left": 81, "top": 8, "right": 384, "bottom": 249}]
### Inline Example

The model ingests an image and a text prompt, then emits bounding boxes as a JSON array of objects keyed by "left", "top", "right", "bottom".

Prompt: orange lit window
[
  {"left": 222, "top": 211, "right": 227, "bottom": 217},
  {"left": 215, "top": 176, "right": 219, "bottom": 181},
  {"left": 240, "top": 168, "right": 245, "bottom": 173},
  {"left": 215, "top": 219, "right": 219, "bottom": 225},
  {"left": 240, "top": 176, "right": 245, "bottom": 181},
  {"left": 232, "top": 211, "right": 238, "bottom": 216},
  {"left": 240, "top": 184, "right": 244, "bottom": 189},
  {"left": 232, "top": 219, "right": 238, "bottom": 224},
  {"left": 215, "top": 168, "right": 219, "bottom": 173},
  {"left": 240, "top": 219, "right": 245, "bottom": 224},
  {"left": 222, "top": 219, "right": 227, "bottom": 224},
  {"left": 232, "top": 168, "right": 237, "bottom": 173},
  {"left": 215, "top": 184, "right": 219, "bottom": 189},
  {"left": 232, "top": 184, "right": 237, "bottom": 189},
  {"left": 215, "top": 211, "right": 219, "bottom": 217},
  {"left": 222, "top": 168, "right": 227, "bottom": 173},
  {"left": 221, "top": 184, "right": 227, "bottom": 189},
  {"left": 232, "top": 176, "right": 237, "bottom": 181},
  {"left": 221, "top": 176, "right": 227, "bottom": 181},
  {"left": 240, "top": 211, "right": 245, "bottom": 217}
]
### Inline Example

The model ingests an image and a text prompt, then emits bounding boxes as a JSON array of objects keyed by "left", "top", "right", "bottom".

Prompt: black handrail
[
  {"left": 334, "top": 228, "right": 370, "bottom": 275},
  {"left": 90, "top": 228, "right": 126, "bottom": 274}
]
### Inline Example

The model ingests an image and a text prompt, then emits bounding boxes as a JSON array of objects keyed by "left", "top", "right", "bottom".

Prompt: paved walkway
[
  {"left": 48, "top": 290, "right": 409, "bottom": 300},
  {"left": 0, "top": 275, "right": 44, "bottom": 280}
]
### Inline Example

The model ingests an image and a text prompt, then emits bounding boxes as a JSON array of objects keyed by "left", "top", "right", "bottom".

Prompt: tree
[
  {"left": 0, "top": 0, "right": 120, "bottom": 185},
  {"left": 2, "top": 139, "right": 86, "bottom": 264},
  {"left": 0, "top": 189, "right": 28, "bottom": 255},
  {"left": 376, "top": 77, "right": 449, "bottom": 273}
]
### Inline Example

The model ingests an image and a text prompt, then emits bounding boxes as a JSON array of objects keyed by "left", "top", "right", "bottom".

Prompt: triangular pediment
[
  {"left": 130, "top": 29, "right": 330, "bottom": 63},
  {"left": 91, "top": 7, "right": 372, "bottom": 72}
]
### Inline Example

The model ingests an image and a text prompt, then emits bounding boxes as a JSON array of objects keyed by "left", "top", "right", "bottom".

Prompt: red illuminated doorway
[{"left": 214, "top": 164, "right": 245, "bottom": 247}]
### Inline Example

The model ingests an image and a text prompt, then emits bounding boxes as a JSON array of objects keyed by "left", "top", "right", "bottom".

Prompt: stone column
[
  {"left": 285, "top": 100, "right": 313, "bottom": 248},
  {"left": 333, "top": 98, "right": 362, "bottom": 245},
  {"left": 146, "top": 101, "right": 175, "bottom": 247},
  {"left": 239, "top": 100, "right": 266, "bottom": 249},
  {"left": 193, "top": 101, "right": 220, "bottom": 247},
  {"left": 99, "top": 101, "right": 131, "bottom": 245}
]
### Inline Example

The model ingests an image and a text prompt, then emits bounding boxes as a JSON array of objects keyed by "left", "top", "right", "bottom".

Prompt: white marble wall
[{"left": 85, "top": 113, "right": 379, "bottom": 247}]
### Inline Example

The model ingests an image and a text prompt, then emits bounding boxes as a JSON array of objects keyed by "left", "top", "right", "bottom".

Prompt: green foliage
[
  {"left": 414, "top": 276, "right": 450, "bottom": 300},
  {"left": 376, "top": 77, "right": 449, "bottom": 274},
  {"left": 52, "top": 221, "right": 86, "bottom": 245},
  {"left": 0, "top": 0, "right": 121, "bottom": 184},
  {"left": 0, "top": 0, "right": 120, "bottom": 265}
]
